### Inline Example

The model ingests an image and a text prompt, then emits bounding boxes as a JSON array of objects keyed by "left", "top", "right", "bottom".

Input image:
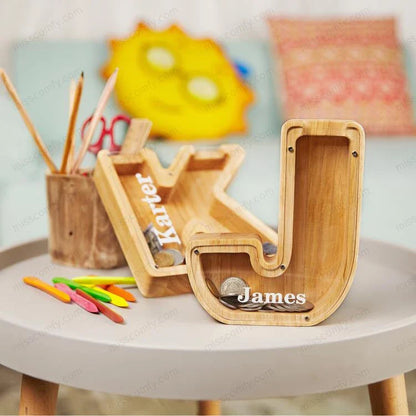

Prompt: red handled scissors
[{"left": 81, "top": 114, "right": 131, "bottom": 155}]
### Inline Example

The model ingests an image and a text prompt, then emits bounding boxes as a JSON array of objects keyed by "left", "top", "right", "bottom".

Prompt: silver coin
[
  {"left": 280, "top": 302, "right": 298, "bottom": 312},
  {"left": 164, "top": 249, "right": 184, "bottom": 265},
  {"left": 262, "top": 242, "right": 277, "bottom": 256},
  {"left": 269, "top": 302, "right": 287, "bottom": 311},
  {"left": 143, "top": 224, "right": 162, "bottom": 255},
  {"left": 239, "top": 300, "right": 260, "bottom": 307},
  {"left": 219, "top": 296, "right": 238, "bottom": 309},
  {"left": 220, "top": 277, "right": 248, "bottom": 297},
  {"left": 221, "top": 295, "right": 241, "bottom": 305},
  {"left": 264, "top": 302, "right": 287, "bottom": 312},
  {"left": 238, "top": 302, "right": 263, "bottom": 311}
]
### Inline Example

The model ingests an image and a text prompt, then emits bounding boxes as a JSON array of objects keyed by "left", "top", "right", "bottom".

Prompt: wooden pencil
[
  {"left": 70, "top": 68, "right": 118, "bottom": 173},
  {"left": 60, "top": 72, "right": 83, "bottom": 173},
  {"left": 0, "top": 68, "right": 58, "bottom": 173},
  {"left": 66, "top": 79, "right": 77, "bottom": 173}
]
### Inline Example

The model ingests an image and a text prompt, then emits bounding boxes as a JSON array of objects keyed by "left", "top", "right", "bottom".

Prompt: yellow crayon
[
  {"left": 93, "top": 287, "right": 129, "bottom": 308},
  {"left": 72, "top": 276, "right": 136, "bottom": 285}
]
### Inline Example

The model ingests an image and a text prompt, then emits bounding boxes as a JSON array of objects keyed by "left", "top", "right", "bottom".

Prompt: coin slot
[
  {"left": 187, "top": 153, "right": 227, "bottom": 170},
  {"left": 114, "top": 161, "right": 143, "bottom": 176}
]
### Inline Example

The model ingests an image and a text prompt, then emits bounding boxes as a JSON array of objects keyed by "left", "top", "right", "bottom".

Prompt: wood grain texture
[
  {"left": 197, "top": 400, "right": 221, "bottom": 415},
  {"left": 65, "top": 79, "right": 77, "bottom": 173},
  {"left": 46, "top": 173, "right": 126, "bottom": 269},
  {"left": 120, "top": 118, "right": 152, "bottom": 155},
  {"left": 93, "top": 145, "right": 277, "bottom": 297},
  {"left": 19, "top": 374, "right": 59, "bottom": 415},
  {"left": 368, "top": 374, "right": 409, "bottom": 415},
  {"left": 60, "top": 73, "right": 83, "bottom": 173},
  {"left": 187, "top": 119, "right": 365, "bottom": 326},
  {"left": 71, "top": 68, "right": 117, "bottom": 173}
]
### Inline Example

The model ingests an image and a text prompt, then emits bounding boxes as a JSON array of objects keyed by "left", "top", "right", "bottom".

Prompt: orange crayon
[
  {"left": 104, "top": 284, "right": 136, "bottom": 302},
  {"left": 23, "top": 277, "right": 71, "bottom": 303}
]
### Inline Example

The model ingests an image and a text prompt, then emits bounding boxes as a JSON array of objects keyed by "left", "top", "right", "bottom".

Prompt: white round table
[{"left": 0, "top": 238, "right": 414, "bottom": 415}]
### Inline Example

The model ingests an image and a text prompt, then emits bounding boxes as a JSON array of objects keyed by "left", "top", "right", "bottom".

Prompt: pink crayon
[{"left": 54, "top": 283, "right": 99, "bottom": 313}]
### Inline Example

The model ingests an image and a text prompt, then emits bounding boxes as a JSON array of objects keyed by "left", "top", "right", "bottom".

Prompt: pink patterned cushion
[{"left": 268, "top": 17, "right": 416, "bottom": 135}]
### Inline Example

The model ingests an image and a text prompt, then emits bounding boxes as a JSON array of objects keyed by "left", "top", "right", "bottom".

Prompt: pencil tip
[{"left": 81, "top": 71, "right": 84, "bottom": 78}]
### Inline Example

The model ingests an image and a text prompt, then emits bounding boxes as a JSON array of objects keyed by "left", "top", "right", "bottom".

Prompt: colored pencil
[
  {"left": 0, "top": 69, "right": 57, "bottom": 173},
  {"left": 71, "top": 68, "right": 118, "bottom": 173},
  {"left": 60, "top": 73, "right": 83, "bottom": 173}
]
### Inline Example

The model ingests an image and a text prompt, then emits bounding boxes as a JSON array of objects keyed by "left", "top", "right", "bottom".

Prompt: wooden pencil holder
[
  {"left": 46, "top": 173, "right": 126, "bottom": 269},
  {"left": 186, "top": 119, "right": 365, "bottom": 326},
  {"left": 93, "top": 144, "right": 278, "bottom": 298}
]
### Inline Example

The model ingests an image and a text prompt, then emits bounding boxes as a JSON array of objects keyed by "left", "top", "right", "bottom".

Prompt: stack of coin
[
  {"left": 154, "top": 250, "right": 175, "bottom": 267},
  {"left": 220, "top": 276, "right": 248, "bottom": 297},
  {"left": 219, "top": 295, "right": 263, "bottom": 311},
  {"left": 206, "top": 277, "right": 314, "bottom": 313},
  {"left": 263, "top": 302, "right": 287, "bottom": 312},
  {"left": 263, "top": 300, "right": 314, "bottom": 313},
  {"left": 143, "top": 224, "right": 185, "bottom": 268},
  {"left": 143, "top": 224, "right": 162, "bottom": 255},
  {"left": 154, "top": 248, "right": 184, "bottom": 267}
]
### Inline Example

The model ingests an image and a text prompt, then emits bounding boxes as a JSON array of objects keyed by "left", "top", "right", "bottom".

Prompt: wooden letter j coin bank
[{"left": 186, "top": 119, "right": 365, "bottom": 326}]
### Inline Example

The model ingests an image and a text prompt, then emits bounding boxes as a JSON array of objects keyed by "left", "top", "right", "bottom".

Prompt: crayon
[
  {"left": 23, "top": 277, "right": 71, "bottom": 303},
  {"left": 72, "top": 276, "right": 136, "bottom": 285},
  {"left": 52, "top": 277, "right": 111, "bottom": 303},
  {"left": 76, "top": 289, "right": 124, "bottom": 324},
  {"left": 93, "top": 287, "right": 129, "bottom": 308},
  {"left": 54, "top": 283, "right": 98, "bottom": 313},
  {"left": 104, "top": 284, "right": 136, "bottom": 302}
]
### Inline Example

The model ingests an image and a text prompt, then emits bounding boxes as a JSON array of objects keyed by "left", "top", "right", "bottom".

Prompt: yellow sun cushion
[{"left": 102, "top": 23, "right": 254, "bottom": 140}]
